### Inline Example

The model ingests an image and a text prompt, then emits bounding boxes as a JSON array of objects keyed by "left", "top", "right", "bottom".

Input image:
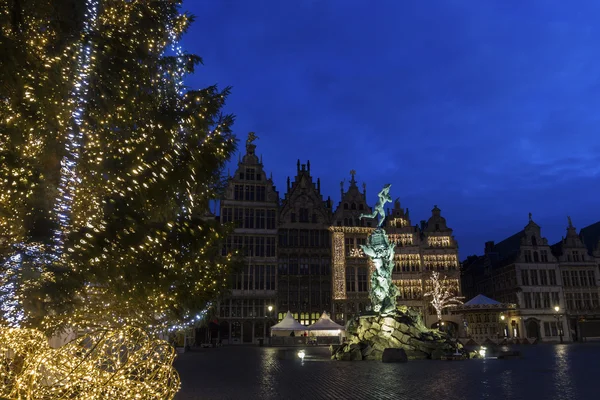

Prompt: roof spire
[{"left": 350, "top": 169, "right": 356, "bottom": 184}]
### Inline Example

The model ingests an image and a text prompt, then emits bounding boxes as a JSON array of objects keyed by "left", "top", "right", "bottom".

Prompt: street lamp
[
  {"left": 553, "top": 305, "right": 563, "bottom": 344},
  {"left": 266, "top": 305, "right": 274, "bottom": 346},
  {"left": 499, "top": 314, "right": 507, "bottom": 338}
]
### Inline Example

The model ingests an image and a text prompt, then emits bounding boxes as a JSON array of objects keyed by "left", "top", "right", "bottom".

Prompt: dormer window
[
  {"left": 531, "top": 236, "right": 537, "bottom": 246},
  {"left": 351, "top": 203, "right": 356, "bottom": 210},
  {"left": 533, "top": 251, "right": 539, "bottom": 263},
  {"left": 344, "top": 203, "right": 349, "bottom": 210},
  {"left": 573, "top": 251, "right": 580, "bottom": 262},
  {"left": 435, "top": 223, "right": 440, "bottom": 231}
]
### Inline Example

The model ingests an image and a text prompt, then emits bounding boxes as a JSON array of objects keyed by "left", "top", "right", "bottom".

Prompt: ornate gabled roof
[
  {"left": 551, "top": 217, "right": 588, "bottom": 257},
  {"left": 580, "top": 220, "right": 600, "bottom": 255},
  {"left": 280, "top": 160, "right": 332, "bottom": 225},
  {"left": 332, "top": 170, "right": 373, "bottom": 226},
  {"left": 224, "top": 132, "right": 279, "bottom": 202},
  {"left": 423, "top": 204, "right": 453, "bottom": 233}
]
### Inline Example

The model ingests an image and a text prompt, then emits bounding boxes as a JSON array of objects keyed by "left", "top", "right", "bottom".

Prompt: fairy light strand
[{"left": 52, "top": 0, "right": 100, "bottom": 257}]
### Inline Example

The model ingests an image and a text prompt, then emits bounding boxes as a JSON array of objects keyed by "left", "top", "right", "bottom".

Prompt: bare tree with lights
[{"left": 424, "top": 271, "right": 464, "bottom": 323}]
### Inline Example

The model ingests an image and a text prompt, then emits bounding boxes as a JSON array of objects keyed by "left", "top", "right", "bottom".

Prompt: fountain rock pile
[{"left": 331, "top": 307, "right": 461, "bottom": 361}]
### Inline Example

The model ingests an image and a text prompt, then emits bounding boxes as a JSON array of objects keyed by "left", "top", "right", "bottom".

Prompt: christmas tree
[{"left": 0, "top": 0, "right": 238, "bottom": 334}]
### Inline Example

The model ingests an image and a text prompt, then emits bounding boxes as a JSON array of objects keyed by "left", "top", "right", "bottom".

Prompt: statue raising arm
[{"left": 359, "top": 184, "right": 392, "bottom": 228}]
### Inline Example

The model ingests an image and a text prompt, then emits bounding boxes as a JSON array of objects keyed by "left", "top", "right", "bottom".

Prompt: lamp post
[
  {"left": 554, "top": 305, "right": 563, "bottom": 344},
  {"left": 267, "top": 305, "right": 273, "bottom": 346},
  {"left": 500, "top": 314, "right": 506, "bottom": 338}
]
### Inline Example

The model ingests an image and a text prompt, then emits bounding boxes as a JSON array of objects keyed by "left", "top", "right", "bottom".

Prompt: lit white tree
[{"left": 424, "top": 271, "right": 464, "bottom": 322}]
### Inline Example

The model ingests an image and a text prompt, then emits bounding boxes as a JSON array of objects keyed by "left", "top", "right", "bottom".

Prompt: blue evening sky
[{"left": 182, "top": 0, "right": 600, "bottom": 258}]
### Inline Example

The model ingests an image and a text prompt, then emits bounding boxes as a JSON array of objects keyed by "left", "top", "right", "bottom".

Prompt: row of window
[
  {"left": 222, "top": 235, "right": 276, "bottom": 257},
  {"left": 342, "top": 203, "right": 365, "bottom": 211},
  {"left": 543, "top": 321, "right": 563, "bottom": 337},
  {"left": 523, "top": 250, "right": 549, "bottom": 263},
  {"left": 565, "top": 292, "right": 600, "bottom": 311},
  {"left": 278, "top": 229, "right": 330, "bottom": 248},
  {"left": 465, "top": 313, "right": 504, "bottom": 324},
  {"left": 562, "top": 270, "right": 596, "bottom": 287},
  {"left": 522, "top": 292, "right": 560, "bottom": 309},
  {"left": 468, "top": 326, "right": 504, "bottom": 336},
  {"left": 219, "top": 298, "right": 274, "bottom": 318},
  {"left": 278, "top": 290, "right": 331, "bottom": 309},
  {"left": 221, "top": 208, "right": 277, "bottom": 229},
  {"left": 392, "top": 263, "right": 459, "bottom": 272},
  {"left": 336, "top": 217, "right": 372, "bottom": 227},
  {"left": 565, "top": 250, "right": 585, "bottom": 262},
  {"left": 230, "top": 265, "right": 276, "bottom": 291},
  {"left": 233, "top": 184, "right": 267, "bottom": 202},
  {"left": 521, "top": 269, "right": 558, "bottom": 286},
  {"left": 239, "top": 168, "right": 261, "bottom": 181},
  {"left": 523, "top": 249, "right": 587, "bottom": 263},
  {"left": 288, "top": 207, "right": 317, "bottom": 223},
  {"left": 278, "top": 257, "right": 331, "bottom": 276}
]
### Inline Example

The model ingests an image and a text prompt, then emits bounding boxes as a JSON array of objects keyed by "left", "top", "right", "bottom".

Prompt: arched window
[
  {"left": 359, "top": 204, "right": 364, "bottom": 210},
  {"left": 351, "top": 203, "right": 356, "bottom": 210},
  {"left": 533, "top": 251, "right": 539, "bottom": 262},
  {"left": 343, "top": 203, "right": 349, "bottom": 210},
  {"left": 531, "top": 236, "right": 537, "bottom": 246}
]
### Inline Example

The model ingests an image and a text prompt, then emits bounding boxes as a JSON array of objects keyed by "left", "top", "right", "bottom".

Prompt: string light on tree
[
  {"left": 424, "top": 271, "right": 464, "bottom": 325},
  {"left": 1, "top": 1, "right": 240, "bottom": 397}
]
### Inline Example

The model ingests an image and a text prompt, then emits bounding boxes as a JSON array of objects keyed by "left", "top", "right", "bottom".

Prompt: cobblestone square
[{"left": 175, "top": 343, "right": 600, "bottom": 400}]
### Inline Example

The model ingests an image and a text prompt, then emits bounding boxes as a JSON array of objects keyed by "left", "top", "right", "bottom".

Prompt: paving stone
[{"left": 175, "top": 343, "right": 600, "bottom": 400}]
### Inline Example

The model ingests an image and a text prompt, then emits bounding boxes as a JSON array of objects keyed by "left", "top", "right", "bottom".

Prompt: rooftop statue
[{"left": 246, "top": 131, "right": 258, "bottom": 146}]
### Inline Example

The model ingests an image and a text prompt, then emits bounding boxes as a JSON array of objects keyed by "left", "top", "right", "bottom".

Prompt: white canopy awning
[
  {"left": 270, "top": 311, "right": 306, "bottom": 331},
  {"left": 307, "top": 312, "right": 345, "bottom": 331}
]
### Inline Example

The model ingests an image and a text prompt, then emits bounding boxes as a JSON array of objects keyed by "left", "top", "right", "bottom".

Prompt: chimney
[
  {"left": 307, "top": 160, "right": 310, "bottom": 172},
  {"left": 317, "top": 178, "right": 321, "bottom": 192},
  {"left": 297, "top": 159, "right": 300, "bottom": 172},
  {"left": 287, "top": 176, "right": 290, "bottom": 192},
  {"left": 484, "top": 241, "right": 495, "bottom": 254}
]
